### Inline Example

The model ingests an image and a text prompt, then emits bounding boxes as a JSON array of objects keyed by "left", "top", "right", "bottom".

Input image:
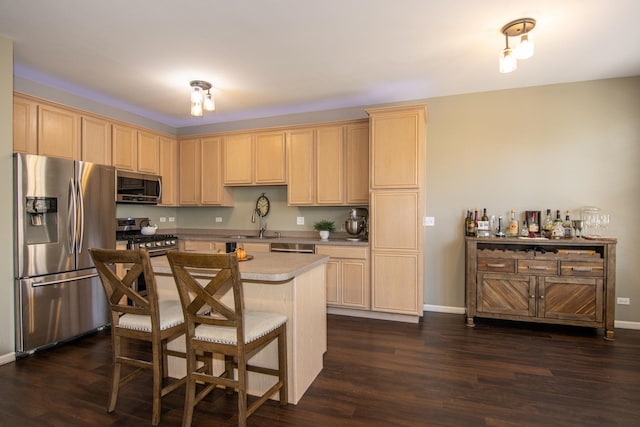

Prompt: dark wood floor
[{"left": 1, "top": 313, "right": 639, "bottom": 427}]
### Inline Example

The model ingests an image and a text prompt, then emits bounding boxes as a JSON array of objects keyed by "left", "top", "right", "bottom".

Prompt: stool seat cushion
[
  {"left": 194, "top": 311, "right": 287, "bottom": 345},
  {"left": 119, "top": 300, "right": 184, "bottom": 332}
]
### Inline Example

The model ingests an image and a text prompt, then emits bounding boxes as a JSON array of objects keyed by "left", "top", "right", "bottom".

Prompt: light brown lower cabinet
[
  {"left": 466, "top": 237, "right": 616, "bottom": 339},
  {"left": 316, "top": 245, "right": 369, "bottom": 309},
  {"left": 180, "top": 240, "right": 225, "bottom": 252}
]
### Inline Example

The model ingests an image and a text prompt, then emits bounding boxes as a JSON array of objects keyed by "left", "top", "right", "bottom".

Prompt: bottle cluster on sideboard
[{"left": 464, "top": 207, "right": 610, "bottom": 239}]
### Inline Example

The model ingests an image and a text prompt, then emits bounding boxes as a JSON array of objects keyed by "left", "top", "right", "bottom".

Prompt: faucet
[{"left": 252, "top": 208, "right": 267, "bottom": 238}]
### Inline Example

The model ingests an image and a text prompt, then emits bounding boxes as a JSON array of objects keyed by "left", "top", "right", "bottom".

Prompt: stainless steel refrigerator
[{"left": 14, "top": 153, "right": 115, "bottom": 354}]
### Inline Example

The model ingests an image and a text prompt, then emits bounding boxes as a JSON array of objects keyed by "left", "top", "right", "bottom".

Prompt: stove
[{"left": 116, "top": 217, "right": 178, "bottom": 256}]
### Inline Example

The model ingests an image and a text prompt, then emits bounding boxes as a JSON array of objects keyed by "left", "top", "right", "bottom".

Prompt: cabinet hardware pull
[
  {"left": 487, "top": 263, "right": 506, "bottom": 268},
  {"left": 571, "top": 267, "right": 593, "bottom": 272},
  {"left": 528, "top": 266, "right": 548, "bottom": 270},
  {"left": 539, "top": 295, "right": 545, "bottom": 299},
  {"left": 529, "top": 295, "right": 535, "bottom": 299}
]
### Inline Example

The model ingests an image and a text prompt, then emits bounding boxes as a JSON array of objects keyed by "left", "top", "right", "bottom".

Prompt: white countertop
[{"left": 151, "top": 251, "right": 329, "bottom": 283}]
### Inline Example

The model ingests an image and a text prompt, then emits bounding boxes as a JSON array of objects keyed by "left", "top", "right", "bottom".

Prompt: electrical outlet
[
  {"left": 424, "top": 216, "right": 435, "bottom": 226},
  {"left": 159, "top": 217, "right": 167, "bottom": 223},
  {"left": 215, "top": 217, "right": 222, "bottom": 223},
  {"left": 617, "top": 297, "right": 630, "bottom": 305},
  {"left": 296, "top": 216, "right": 305, "bottom": 225},
  {"left": 168, "top": 217, "right": 175, "bottom": 222}
]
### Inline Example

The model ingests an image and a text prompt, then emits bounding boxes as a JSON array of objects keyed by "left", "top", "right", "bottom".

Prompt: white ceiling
[{"left": 2, "top": 0, "right": 639, "bottom": 128}]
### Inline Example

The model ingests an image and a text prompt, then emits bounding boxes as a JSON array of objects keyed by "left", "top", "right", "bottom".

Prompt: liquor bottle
[
  {"left": 476, "top": 208, "right": 490, "bottom": 237},
  {"left": 551, "top": 210, "right": 565, "bottom": 239},
  {"left": 507, "top": 209, "right": 519, "bottom": 237},
  {"left": 465, "top": 210, "right": 475, "bottom": 237},
  {"left": 563, "top": 210, "right": 572, "bottom": 238},
  {"left": 528, "top": 212, "right": 539, "bottom": 237},
  {"left": 495, "top": 216, "right": 506, "bottom": 237},
  {"left": 542, "top": 209, "right": 553, "bottom": 238},
  {"left": 520, "top": 220, "right": 529, "bottom": 237},
  {"left": 473, "top": 209, "right": 479, "bottom": 236}
]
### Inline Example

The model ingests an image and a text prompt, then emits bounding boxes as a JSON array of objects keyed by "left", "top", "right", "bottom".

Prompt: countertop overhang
[{"left": 151, "top": 251, "right": 329, "bottom": 283}]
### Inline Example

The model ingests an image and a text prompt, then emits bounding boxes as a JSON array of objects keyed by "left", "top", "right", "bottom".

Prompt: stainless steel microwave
[{"left": 116, "top": 170, "right": 161, "bottom": 204}]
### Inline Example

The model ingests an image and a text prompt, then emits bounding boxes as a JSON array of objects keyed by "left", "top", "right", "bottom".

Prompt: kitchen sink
[{"left": 225, "top": 235, "right": 279, "bottom": 240}]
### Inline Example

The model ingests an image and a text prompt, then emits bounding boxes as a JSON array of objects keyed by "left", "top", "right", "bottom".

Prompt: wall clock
[{"left": 255, "top": 193, "right": 270, "bottom": 217}]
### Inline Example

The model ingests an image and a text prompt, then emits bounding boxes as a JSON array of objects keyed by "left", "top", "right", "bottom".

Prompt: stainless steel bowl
[{"left": 345, "top": 219, "right": 365, "bottom": 235}]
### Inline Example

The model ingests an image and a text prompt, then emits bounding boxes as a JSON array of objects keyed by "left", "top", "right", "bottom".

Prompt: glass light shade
[
  {"left": 191, "top": 86, "right": 203, "bottom": 103},
  {"left": 515, "top": 34, "right": 534, "bottom": 59},
  {"left": 499, "top": 48, "right": 517, "bottom": 73},
  {"left": 204, "top": 91, "right": 215, "bottom": 111},
  {"left": 190, "top": 86, "right": 204, "bottom": 116}
]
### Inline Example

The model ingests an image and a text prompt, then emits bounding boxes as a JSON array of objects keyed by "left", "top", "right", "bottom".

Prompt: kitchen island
[{"left": 151, "top": 251, "right": 328, "bottom": 404}]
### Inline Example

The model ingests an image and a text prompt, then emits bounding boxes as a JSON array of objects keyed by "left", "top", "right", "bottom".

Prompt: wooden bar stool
[
  {"left": 167, "top": 251, "right": 288, "bottom": 427},
  {"left": 90, "top": 248, "right": 187, "bottom": 426}
]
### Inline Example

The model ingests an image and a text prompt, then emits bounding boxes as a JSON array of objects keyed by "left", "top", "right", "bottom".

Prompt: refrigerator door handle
[
  {"left": 76, "top": 179, "right": 85, "bottom": 253},
  {"left": 30, "top": 272, "right": 99, "bottom": 287},
  {"left": 67, "top": 179, "right": 76, "bottom": 254}
]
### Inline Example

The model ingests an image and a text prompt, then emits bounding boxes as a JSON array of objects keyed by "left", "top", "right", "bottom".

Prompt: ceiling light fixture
[
  {"left": 499, "top": 18, "right": 536, "bottom": 73},
  {"left": 190, "top": 80, "right": 215, "bottom": 116}
]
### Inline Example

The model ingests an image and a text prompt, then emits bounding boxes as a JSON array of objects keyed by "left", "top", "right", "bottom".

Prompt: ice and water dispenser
[{"left": 25, "top": 196, "right": 58, "bottom": 244}]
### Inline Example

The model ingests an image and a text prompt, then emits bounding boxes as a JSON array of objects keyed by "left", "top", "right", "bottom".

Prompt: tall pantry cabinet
[{"left": 367, "top": 105, "right": 426, "bottom": 320}]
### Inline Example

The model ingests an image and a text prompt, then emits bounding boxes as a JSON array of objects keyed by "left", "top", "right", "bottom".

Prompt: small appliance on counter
[
  {"left": 116, "top": 217, "right": 178, "bottom": 256},
  {"left": 345, "top": 208, "right": 368, "bottom": 241}
]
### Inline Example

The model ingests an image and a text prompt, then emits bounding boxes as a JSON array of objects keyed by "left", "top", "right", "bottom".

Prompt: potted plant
[{"left": 313, "top": 219, "right": 336, "bottom": 241}]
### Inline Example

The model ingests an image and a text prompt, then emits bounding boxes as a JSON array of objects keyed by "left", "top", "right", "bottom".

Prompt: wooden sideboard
[{"left": 465, "top": 237, "right": 617, "bottom": 339}]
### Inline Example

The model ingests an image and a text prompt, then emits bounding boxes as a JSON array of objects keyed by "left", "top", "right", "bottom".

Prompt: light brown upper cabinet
[
  {"left": 159, "top": 136, "right": 178, "bottom": 206},
  {"left": 201, "top": 137, "right": 233, "bottom": 205},
  {"left": 137, "top": 131, "right": 159, "bottom": 174},
  {"left": 316, "top": 125, "right": 345, "bottom": 204},
  {"left": 12, "top": 95, "right": 38, "bottom": 154},
  {"left": 81, "top": 115, "right": 112, "bottom": 165},
  {"left": 287, "top": 121, "right": 368, "bottom": 206},
  {"left": 286, "top": 128, "right": 315, "bottom": 205},
  {"left": 112, "top": 124, "right": 137, "bottom": 171},
  {"left": 179, "top": 138, "right": 201, "bottom": 205},
  {"left": 38, "top": 103, "right": 81, "bottom": 160},
  {"left": 345, "top": 123, "right": 369, "bottom": 205},
  {"left": 223, "top": 131, "right": 286, "bottom": 186},
  {"left": 180, "top": 137, "right": 233, "bottom": 206},
  {"left": 369, "top": 107, "right": 423, "bottom": 189}
]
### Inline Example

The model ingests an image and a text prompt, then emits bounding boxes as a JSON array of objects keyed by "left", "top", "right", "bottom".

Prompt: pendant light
[
  {"left": 189, "top": 80, "right": 215, "bottom": 116},
  {"left": 499, "top": 18, "right": 536, "bottom": 73}
]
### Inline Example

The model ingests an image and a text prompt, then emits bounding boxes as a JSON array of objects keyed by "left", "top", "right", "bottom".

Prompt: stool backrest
[
  {"left": 90, "top": 248, "right": 160, "bottom": 324},
  {"left": 166, "top": 252, "right": 245, "bottom": 346}
]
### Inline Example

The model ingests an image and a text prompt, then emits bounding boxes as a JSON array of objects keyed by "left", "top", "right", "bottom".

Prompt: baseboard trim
[
  {"left": 422, "top": 304, "right": 640, "bottom": 330},
  {"left": 423, "top": 304, "right": 466, "bottom": 315},
  {"left": 615, "top": 320, "right": 640, "bottom": 330},
  {"left": 327, "top": 307, "right": 420, "bottom": 323},
  {"left": 0, "top": 352, "right": 16, "bottom": 366}
]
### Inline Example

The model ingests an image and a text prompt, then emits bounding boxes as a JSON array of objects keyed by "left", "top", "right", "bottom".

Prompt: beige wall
[
  {"left": 0, "top": 37, "right": 15, "bottom": 359},
  {"left": 424, "top": 77, "right": 640, "bottom": 322}
]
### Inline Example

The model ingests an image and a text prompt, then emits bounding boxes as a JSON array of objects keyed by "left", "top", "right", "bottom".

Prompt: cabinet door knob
[
  {"left": 529, "top": 295, "right": 535, "bottom": 299},
  {"left": 540, "top": 295, "right": 545, "bottom": 300}
]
